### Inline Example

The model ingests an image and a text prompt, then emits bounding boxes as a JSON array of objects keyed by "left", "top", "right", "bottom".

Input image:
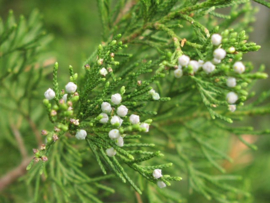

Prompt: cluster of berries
[
  {"left": 75, "top": 92, "right": 151, "bottom": 157},
  {"left": 173, "top": 33, "right": 247, "bottom": 112},
  {"left": 153, "top": 169, "right": 166, "bottom": 188},
  {"left": 44, "top": 82, "right": 80, "bottom": 122},
  {"left": 44, "top": 82, "right": 78, "bottom": 101},
  {"left": 149, "top": 88, "right": 160, "bottom": 100},
  {"left": 212, "top": 34, "right": 246, "bottom": 112}
]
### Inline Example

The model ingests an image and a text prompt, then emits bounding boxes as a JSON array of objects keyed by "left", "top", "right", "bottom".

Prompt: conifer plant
[{"left": 1, "top": 0, "right": 270, "bottom": 202}]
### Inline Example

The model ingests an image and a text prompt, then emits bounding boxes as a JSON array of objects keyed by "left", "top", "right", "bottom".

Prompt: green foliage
[
  {"left": 0, "top": 9, "right": 52, "bottom": 79},
  {"left": 254, "top": 0, "right": 270, "bottom": 8},
  {"left": 1, "top": 0, "right": 270, "bottom": 203},
  {"left": 0, "top": 9, "right": 52, "bottom": 119},
  {"left": 26, "top": 35, "right": 181, "bottom": 200},
  {"left": 0, "top": 9, "right": 53, "bottom": 202},
  {"left": 0, "top": 9, "right": 52, "bottom": 148}
]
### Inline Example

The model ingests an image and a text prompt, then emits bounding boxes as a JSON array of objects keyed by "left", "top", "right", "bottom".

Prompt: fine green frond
[{"left": 1, "top": 1, "right": 269, "bottom": 203}]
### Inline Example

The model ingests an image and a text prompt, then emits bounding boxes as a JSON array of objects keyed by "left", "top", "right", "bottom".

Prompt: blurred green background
[
  {"left": 0, "top": 0, "right": 103, "bottom": 71},
  {"left": 0, "top": 0, "right": 270, "bottom": 202}
]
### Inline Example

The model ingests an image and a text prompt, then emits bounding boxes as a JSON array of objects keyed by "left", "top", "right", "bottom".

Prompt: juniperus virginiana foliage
[{"left": 1, "top": 1, "right": 270, "bottom": 202}]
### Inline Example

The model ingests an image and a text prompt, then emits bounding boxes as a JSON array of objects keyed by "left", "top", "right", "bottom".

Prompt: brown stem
[
  {"left": 114, "top": 0, "right": 137, "bottom": 26},
  {"left": 122, "top": 23, "right": 154, "bottom": 44},
  {"left": 0, "top": 157, "right": 32, "bottom": 191},
  {"left": 11, "top": 125, "right": 28, "bottom": 159},
  {"left": 135, "top": 192, "right": 143, "bottom": 203}
]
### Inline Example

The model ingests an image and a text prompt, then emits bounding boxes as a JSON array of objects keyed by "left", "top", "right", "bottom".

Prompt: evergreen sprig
[{"left": 1, "top": 1, "right": 268, "bottom": 202}]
